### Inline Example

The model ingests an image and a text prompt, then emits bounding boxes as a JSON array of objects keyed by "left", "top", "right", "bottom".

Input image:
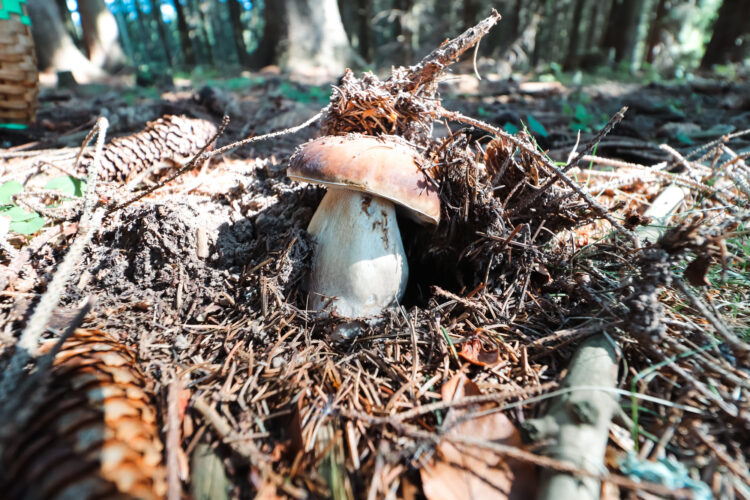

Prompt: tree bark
[
  {"left": 191, "top": 0, "right": 214, "bottom": 64},
  {"left": 77, "top": 0, "right": 127, "bottom": 70},
  {"left": 253, "top": 0, "right": 351, "bottom": 76},
  {"left": 563, "top": 0, "right": 586, "bottom": 70},
  {"left": 701, "top": 0, "right": 750, "bottom": 69},
  {"left": 149, "top": 0, "right": 173, "bottom": 65},
  {"left": 131, "top": 0, "right": 155, "bottom": 64},
  {"left": 611, "top": 0, "right": 645, "bottom": 69},
  {"left": 227, "top": 0, "right": 249, "bottom": 66},
  {"left": 26, "top": 0, "right": 104, "bottom": 81},
  {"left": 393, "top": 0, "right": 414, "bottom": 65},
  {"left": 356, "top": 0, "right": 374, "bottom": 62},
  {"left": 54, "top": 0, "right": 82, "bottom": 48},
  {"left": 173, "top": 0, "right": 196, "bottom": 66},
  {"left": 583, "top": 0, "right": 603, "bottom": 49}
]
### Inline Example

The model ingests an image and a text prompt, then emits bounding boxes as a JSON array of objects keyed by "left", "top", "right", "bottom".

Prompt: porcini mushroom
[{"left": 288, "top": 134, "right": 440, "bottom": 318}]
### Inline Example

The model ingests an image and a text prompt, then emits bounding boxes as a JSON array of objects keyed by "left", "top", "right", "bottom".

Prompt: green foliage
[
  {"left": 277, "top": 82, "right": 331, "bottom": 104},
  {"left": 45, "top": 175, "right": 87, "bottom": 197},
  {"left": 524, "top": 114, "right": 548, "bottom": 138},
  {"left": 675, "top": 132, "right": 694, "bottom": 145},
  {"left": 561, "top": 98, "right": 610, "bottom": 133},
  {"left": 0, "top": 176, "right": 86, "bottom": 236},
  {"left": 503, "top": 122, "right": 519, "bottom": 135},
  {"left": 1, "top": 180, "right": 46, "bottom": 235},
  {"left": 0, "top": 180, "right": 23, "bottom": 204},
  {"left": 4, "top": 207, "right": 45, "bottom": 235}
]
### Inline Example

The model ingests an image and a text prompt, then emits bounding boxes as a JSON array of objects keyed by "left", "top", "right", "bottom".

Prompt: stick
[
  {"left": 513, "top": 107, "right": 628, "bottom": 212},
  {"left": 403, "top": 10, "right": 502, "bottom": 92},
  {"left": 522, "top": 334, "right": 620, "bottom": 500}
]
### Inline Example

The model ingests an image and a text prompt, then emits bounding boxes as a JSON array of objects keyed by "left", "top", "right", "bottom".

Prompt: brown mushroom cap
[{"left": 288, "top": 134, "right": 441, "bottom": 225}]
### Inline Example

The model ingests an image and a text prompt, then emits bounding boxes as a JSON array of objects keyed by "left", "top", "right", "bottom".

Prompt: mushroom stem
[{"left": 306, "top": 188, "right": 408, "bottom": 318}]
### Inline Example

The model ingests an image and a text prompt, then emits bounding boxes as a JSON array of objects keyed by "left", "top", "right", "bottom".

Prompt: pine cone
[
  {"left": 2, "top": 329, "right": 168, "bottom": 500},
  {"left": 80, "top": 115, "right": 218, "bottom": 182}
]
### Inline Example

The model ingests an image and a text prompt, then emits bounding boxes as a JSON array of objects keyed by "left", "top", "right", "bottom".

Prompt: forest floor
[{"left": 1, "top": 64, "right": 749, "bottom": 499}]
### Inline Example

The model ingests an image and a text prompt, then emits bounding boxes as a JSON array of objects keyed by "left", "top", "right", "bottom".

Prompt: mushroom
[{"left": 288, "top": 134, "right": 440, "bottom": 318}]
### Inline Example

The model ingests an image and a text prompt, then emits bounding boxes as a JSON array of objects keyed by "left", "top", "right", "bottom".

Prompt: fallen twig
[{"left": 522, "top": 335, "right": 620, "bottom": 500}]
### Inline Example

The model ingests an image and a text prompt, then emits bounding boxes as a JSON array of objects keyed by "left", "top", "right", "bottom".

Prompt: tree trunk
[
  {"left": 642, "top": 0, "right": 667, "bottom": 64},
  {"left": 393, "top": 0, "right": 414, "bottom": 65},
  {"left": 131, "top": 0, "right": 155, "bottom": 64},
  {"left": 253, "top": 0, "right": 351, "bottom": 76},
  {"left": 192, "top": 0, "right": 214, "bottom": 64},
  {"left": 26, "top": 0, "right": 104, "bottom": 81},
  {"left": 111, "top": 0, "right": 135, "bottom": 63},
  {"left": 54, "top": 0, "right": 82, "bottom": 48},
  {"left": 584, "top": 0, "right": 603, "bottom": 49},
  {"left": 227, "top": 0, "right": 249, "bottom": 66},
  {"left": 701, "top": 0, "right": 750, "bottom": 69},
  {"left": 610, "top": 0, "right": 645, "bottom": 69},
  {"left": 149, "top": 0, "right": 173, "bottom": 65},
  {"left": 77, "top": 0, "right": 127, "bottom": 70},
  {"left": 563, "top": 0, "right": 586, "bottom": 69},
  {"left": 532, "top": 0, "right": 554, "bottom": 67},
  {"left": 173, "top": 0, "right": 196, "bottom": 66},
  {"left": 356, "top": 0, "right": 374, "bottom": 62}
]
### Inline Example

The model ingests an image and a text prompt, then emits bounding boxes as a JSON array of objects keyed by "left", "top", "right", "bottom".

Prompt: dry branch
[
  {"left": 403, "top": 9, "right": 502, "bottom": 93},
  {"left": 522, "top": 335, "right": 620, "bottom": 500}
]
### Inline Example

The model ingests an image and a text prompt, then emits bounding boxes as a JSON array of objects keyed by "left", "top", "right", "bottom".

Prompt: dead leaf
[
  {"left": 421, "top": 374, "right": 536, "bottom": 500},
  {"left": 458, "top": 337, "right": 502, "bottom": 367},
  {"left": 685, "top": 254, "right": 712, "bottom": 287}
]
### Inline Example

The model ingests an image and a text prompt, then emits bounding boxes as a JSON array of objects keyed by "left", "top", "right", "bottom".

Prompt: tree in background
[
  {"left": 173, "top": 0, "right": 196, "bottom": 66},
  {"left": 27, "top": 0, "right": 103, "bottom": 81},
  {"left": 701, "top": 0, "right": 750, "bottom": 69},
  {"left": 149, "top": 0, "right": 174, "bottom": 66},
  {"left": 78, "top": 0, "right": 127, "bottom": 70},
  {"left": 227, "top": 0, "right": 250, "bottom": 66},
  {"left": 253, "top": 0, "right": 351, "bottom": 76},
  {"left": 34, "top": 0, "right": 748, "bottom": 80},
  {"left": 54, "top": 0, "right": 82, "bottom": 48}
]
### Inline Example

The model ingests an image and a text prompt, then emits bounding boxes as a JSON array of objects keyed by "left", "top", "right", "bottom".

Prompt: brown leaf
[
  {"left": 685, "top": 254, "right": 712, "bottom": 287},
  {"left": 422, "top": 374, "right": 536, "bottom": 500},
  {"left": 458, "top": 338, "right": 502, "bottom": 367}
]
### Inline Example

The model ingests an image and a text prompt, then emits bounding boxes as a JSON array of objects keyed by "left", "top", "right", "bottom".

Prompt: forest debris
[
  {"left": 0, "top": 330, "right": 168, "bottom": 500},
  {"left": 523, "top": 335, "right": 620, "bottom": 500},
  {"left": 190, "top": 444, "right": 231, "bottom": 500},
  {"left": 3, "top": 7, "right": 750, "bottom": 500},
  {"left": 403, "top": 10, "right": 502, "bottom": 94},
  {"left": 78, "top": 115, "right": 218, "bottom": 182},
  {"left": 618, "top": 454, "right": 711, "bottom": 500},
  {"left": 636, "top": 183, "right": 687, "bottom": 243},
  {"left": 321, "top": 11, "right": 501, "bottom": 145},
  {"left": 458, "top": 337, "right": 502, "bottom": 366},
  {"left": 420, "top": 373, "right": 536, "bottom": 500}
]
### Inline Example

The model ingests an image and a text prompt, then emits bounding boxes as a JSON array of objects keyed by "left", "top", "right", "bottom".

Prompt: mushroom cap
[{"left": 288, "top": 134, "right": 441, "bottom": 225}]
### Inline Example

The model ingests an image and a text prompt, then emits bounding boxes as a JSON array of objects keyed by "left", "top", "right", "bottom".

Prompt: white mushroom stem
[{"left": 307, "top": 188, "right": 408, "bottom": 318}]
